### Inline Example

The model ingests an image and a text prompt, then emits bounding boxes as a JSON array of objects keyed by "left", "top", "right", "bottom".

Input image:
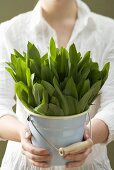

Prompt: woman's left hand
[{"left": 64, "top": 126, "right": 92, "bottom": 168}]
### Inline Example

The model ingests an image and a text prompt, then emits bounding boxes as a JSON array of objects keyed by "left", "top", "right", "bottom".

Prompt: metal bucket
[{"left": 26, "top": 109, "right": 87, "bottom": 166}]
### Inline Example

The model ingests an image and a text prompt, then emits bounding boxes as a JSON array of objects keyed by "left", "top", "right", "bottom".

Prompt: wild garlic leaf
[
  {"left": 34, "top": 103, "right": 48, "bottom": 115},
  {"left": 48, "top": 103, "right": 64, "bottom": 116},
  {"left": 11, "top": 54, "right": 17, "bottom": 71},
  {"left": 88, "top": 62, "right": 101, "bottom": 85},
  {"left": 65, "top": 96, "right": 78, "bottom": 115},
  {"left": 49, "top": 37, "right": 56, "bottom": 61},
  {"left": 55, "top": 48, "right": 69, "bottom": 81},
  {"left": 69, "top": 44, "right": 80, "bottom": 77},
  {"left": 5, "top": 67, "right": 16, "bottom": 82},
  {"left": 41, "top": 80, "right": 55, "bottom": 97},
  {"left": 15, "top": 81, "right": 29, "bottom": 107},
  {"left": 88, "top": 80, "right": 101, "bottom": 104},
  {"left": 26, "top": 68, "right": 31, "bottom": 88},
  {"left": 78, "top": 51, "right": 90, "bottom": 71},
  {"left": 79, "top": 79, "right": 90, "bottom": 99},
  {"left": 53, "top": 77, "right": 69, "bottom": 115},
  {"left": 50, "top": 96, "right": 60, "bottom": 106},
  {"left": 14, "top": 49, "right": 24, "bottom": 60},
  {"left": 42, "top": 89, "right": 48, "bottom": 104},
  {"left": 77, "top": 88, "right": 93, "bottom": 113},
  {"left": 6, "top": 38, "right": 110, "bottom": 116},
  {"left": 101, "top": 62, "right": 110, "bottom": 87},
  {"left": 41, "top": 64, "right": 53, "bottom": 83},
  {"left": 6, "top": 61, "right": 15, "bottom": 72},
  {"left": 63, "top": 77, "right": 78, "bottom": 99},
  {"left": 33, "top": 83, "right": 44, "bottom": 106},
  {"left": 30, "top": 59, "right": 40, "bottom": 79},
  {"left": 16, "top": 58, "right": 27, "bottom": 84},
  {"left": 27, "top": 42, "right": 41, "bottom": 77}
]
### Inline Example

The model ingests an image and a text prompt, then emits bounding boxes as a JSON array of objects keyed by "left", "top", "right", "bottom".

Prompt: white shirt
[{"left": 0, "top": 0, "right": 114, "bottom": 169}]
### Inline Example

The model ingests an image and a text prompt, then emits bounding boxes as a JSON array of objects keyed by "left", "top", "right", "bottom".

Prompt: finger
[
  {"left": 28, "top": 159, "right": 49, "bottom": 168},
  {"left": 22, "top": 150, "right": 52, "bottom": 162},
  {"left": 22, "top": 142, "right": 49, "bottom": 156},
  {"left": 25, "top": 131, "right": 31, "bottom": 139},
  {"left": 66, "top": 160, "right": 85, "bottom": 168},
  {"left": 20, "top": 127, "right": 32, "bottom": 143},
  {"left": 65, "top": 148, "right": 92, "bottom": 161},
  {"left": 84, "top": 126, "right": 90, "bottom": 140}
]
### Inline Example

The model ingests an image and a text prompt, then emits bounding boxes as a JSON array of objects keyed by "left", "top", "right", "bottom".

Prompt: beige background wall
[{"left": 0, "top": 0, "right": 114, "bottom": 168}]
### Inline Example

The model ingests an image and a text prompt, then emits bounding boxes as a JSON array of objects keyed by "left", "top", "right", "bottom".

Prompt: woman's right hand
[{"left": 20, "top": 127, "right": 52, "bottom": 168}]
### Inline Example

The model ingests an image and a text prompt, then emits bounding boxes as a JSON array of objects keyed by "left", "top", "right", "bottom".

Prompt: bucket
[{"left": 26, "top": 109, "right": 87, "bottom": 166}]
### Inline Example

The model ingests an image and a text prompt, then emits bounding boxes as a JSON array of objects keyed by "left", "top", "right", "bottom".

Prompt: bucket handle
[{"left": 27, "top": 112, "right": 93, "bottom": 157}]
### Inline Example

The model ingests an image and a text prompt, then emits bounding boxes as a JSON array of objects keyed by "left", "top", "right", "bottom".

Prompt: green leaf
[
  {"left": 49, "top": 37, "right": 56, "bottom": 61},
  {"left": 79, "top": 79, "right": 90, "bottom": 99},
  {"left": 69, "top": 44, "right": 80, "bottom": 64},
  {"left": 41, "top": 80, "right": 55, "bottom": 97},
  {"left": 26, "top": 68, "right": 31, "bottom": 88},
  {"left": 15, "top": 82, "right": 29, "bottom": 108},
  {"left": 6, "top": 61, "right": 15, "bottom": 72},
  {"left": 33, "top": 83, "right": 44, "bottom": 106},
  {"left": 63, "top": 77, "right": 78, "bottom": 99},
  {"left": 53, "top": 77, "right": 69, "bottom": 115},
  {"left": 6, "top": 67, "right": 16, "bottom": 82},
  {"left": 101, "top": 62, "right": 110, "bottom": 87},
  {"left": 41, "top": 53, "right": 48, "bottom": 63},
  {"left": 41, "top": 64, "right": 53, "bottom": 83},
  {"left": 27, "top": 42, "right": 41, "bottom": 77},
  {"left": 55, "top": 47, "right": 69, "bottom": 81},
  {"left": 50, "top": 96, "right": 60, "bottom": 106},
  {"left": 42, "top": 89, "right": 48, "bottom": 104},
  {"left": 88, "top": 80, "right": 102, "bottom": 104},
  {"left": 65, "top": 96, "right": 78, "bottom": 115},
  {"left": 14, "top": 49, "right": 24, "bottom": 59},
  {"left": 50, "top": 60, "right": 59, "bottom": 80},
  {"left": 16, "top": 58, "right": 27, "bottom": 84},
  {"left": 34, "top": 103, "right": 48, "bottom": 115},
  {"left": 48, "top": 103, "right": 64, "bottom": 116},
  {"left": 77, "top": 65, "right": 90, "bottom": 83},
  {"left": 77, "top": 88, "right": 92, "bottom": 114},
  {"left": 88, "top": 62, "right": 101, "bottom": 85},
  {"left": 77, "top": 80, "right": 102, "bottom": 113},
  {"left": 30, "top": 59, "right": 41, "bottom": 79},
  {"left": 78, "top": 51, "right": 90, "bottom": 71}
]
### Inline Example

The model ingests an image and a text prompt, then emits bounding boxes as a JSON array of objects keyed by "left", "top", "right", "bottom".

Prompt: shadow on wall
[
  {"left": 0, "top": 141, "right": 7, "bottom": 165},
  {"left": 0, "top": 0, "right": 37, "bottom": 22},
  {"left": 84, "top": 0, "right": 114, "bottom": 18},
  {"left": 0, "top": 0, "right": 114, "bottom": 23}
]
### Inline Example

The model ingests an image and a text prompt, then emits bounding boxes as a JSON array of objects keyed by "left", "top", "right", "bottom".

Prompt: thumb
[
  {"left": 25, "top": 131, "right": 31, "bottom": 139},
  {"left": 84, "top": 126, "right": 90, "bottom": 140},
  {"left": 21, "top": 127, "right": 32, "bottom": 143}
]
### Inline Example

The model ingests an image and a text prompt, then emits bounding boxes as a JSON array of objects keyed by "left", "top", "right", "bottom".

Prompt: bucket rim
[{"left": 24, "top": 107, "right": 88, "bottom": 120}]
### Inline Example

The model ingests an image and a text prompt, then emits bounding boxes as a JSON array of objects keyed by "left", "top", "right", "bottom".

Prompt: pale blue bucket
[{"left": 26, "top": 109, "right": 87, "bottom": 166}]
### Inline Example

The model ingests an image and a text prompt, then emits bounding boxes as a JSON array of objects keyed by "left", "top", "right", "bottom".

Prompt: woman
[{"left": 0, "top": 0, "right": 114, "bottom": 169}]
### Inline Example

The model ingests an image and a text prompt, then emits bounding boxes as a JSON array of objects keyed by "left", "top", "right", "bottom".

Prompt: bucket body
[{"left": 26, "top": 109, "right": 87, "bottom": 166}]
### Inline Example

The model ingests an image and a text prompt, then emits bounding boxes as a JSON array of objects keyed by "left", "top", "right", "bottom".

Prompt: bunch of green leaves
[{"left": 6, "top": 38, "right": 110, "bottom": 116}]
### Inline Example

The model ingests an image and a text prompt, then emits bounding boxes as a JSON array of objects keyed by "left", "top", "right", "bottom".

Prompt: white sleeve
[
  {"left": 93, "top": 38, "right": 114, "bottom": 143},
  {"left": 0, "top": 24, "right": 16, "bottom": 119}
]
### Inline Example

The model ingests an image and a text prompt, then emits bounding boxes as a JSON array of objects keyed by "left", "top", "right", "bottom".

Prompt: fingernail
[{"left": 25, "top": 132, "right": 30, "bottom": 138}]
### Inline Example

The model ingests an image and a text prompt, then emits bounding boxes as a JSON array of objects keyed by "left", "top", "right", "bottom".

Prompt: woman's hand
[
  {"left": 20, "top": 127, "right": 52, "bottom": 168},
  {"left": 64, "top": 126, "right": 92, "bottom": 168}
]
